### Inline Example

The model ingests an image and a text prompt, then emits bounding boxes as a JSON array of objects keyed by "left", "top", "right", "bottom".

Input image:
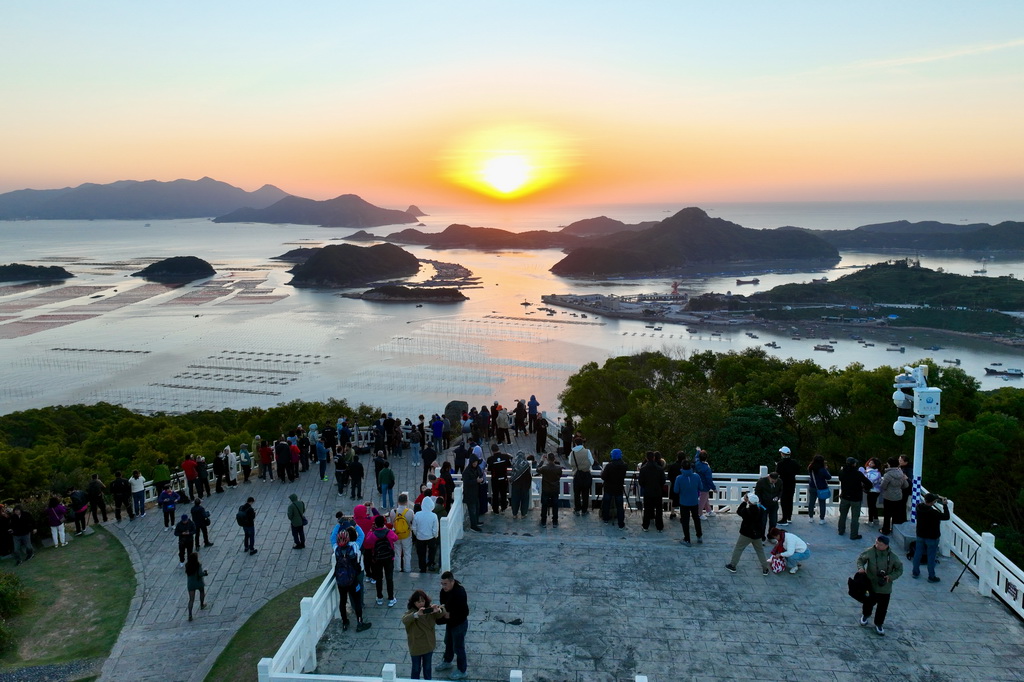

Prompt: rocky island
[
  {"left": 794, "top": 220, "right": 1024, "bottom": 252},
  {"left": 287, "top": 243, "right": 419, "bottom": 287},
  {"left": 131, "top": 256, "right": 215, "bottom": 282},
  {"left": 344, "top": 285, "right": 467, "bottom": 302},
  {"left": 0, "top": 263, "right": 74, "bottom": 282},
  {"left": 550, "top": 207, "right": 840, "bottom": 277},
  {"left": 385, "top": 223, "right": 580, "bottom": 250},
  {"left": 214, "top": 194, "right": 418, "bottom": 228}
]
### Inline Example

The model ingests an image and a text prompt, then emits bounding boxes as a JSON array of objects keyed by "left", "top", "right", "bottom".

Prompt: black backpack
[
  {"left": 235, "top": 506, "right": 248, "bottom": 527},
  {"left": 371, "top": 528, "right": 394, "bottom": 563}
]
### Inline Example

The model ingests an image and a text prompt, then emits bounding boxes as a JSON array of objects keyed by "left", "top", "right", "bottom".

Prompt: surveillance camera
[
  {"left": 892, "top": 420, "right": 906, "bottom": 437},
  {"left": 926, "top": 416, "right": 938, "bottom": 429}
]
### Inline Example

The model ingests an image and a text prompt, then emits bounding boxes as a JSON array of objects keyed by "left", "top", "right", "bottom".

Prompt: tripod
[{"left": 950, "top": 544, "right": 980, "bottom": 593}]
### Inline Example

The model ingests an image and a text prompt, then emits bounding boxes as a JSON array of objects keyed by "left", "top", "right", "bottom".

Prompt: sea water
[{"left": 0, "top": 200, "right": 1022, "bottom": 420}]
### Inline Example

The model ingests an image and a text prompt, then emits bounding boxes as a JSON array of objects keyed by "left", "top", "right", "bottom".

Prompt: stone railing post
[
  {"left": 381, "top": 663, "right": 397, "bottom": 681},
  {"left": 758, "top": 465, "right": 768, "bottom": 477},
  {"left": 257, "top": 658, "right": 272, "bottom": 682},
  {"left": 510, "top": 671, "right": 524, "bottom": 681},
  {"left": 299, "top": 597, "right": 315, "bottom": 672},
  {"left": 977, "top": 532, "right": 996, "bottom": 598}
]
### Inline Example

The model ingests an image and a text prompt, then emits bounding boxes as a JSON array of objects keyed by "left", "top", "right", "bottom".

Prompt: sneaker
[
  {"left": 875, "top": 625, "right": 885, "bottom": 636},
  {"left": 450, "top": 672, "right": 467, "bottom": 680},
  {"left": 376, "top": 598, "right": 384, "bottom": 606},
  {"left": 860, "top": 615, "right": 869, "bottom": 626},
  {"left": 777, "top": 520, "right": 789, "bottom": 526},
  {"left": 681, "top": 540, "right": 691, "bottom": 547},
  {"left": 818, "top": 519, "right": 826, "bottom": 525},
  {"left": 388, "top": 598, "right": 397, "bottom": 607},
  {"left": 435, "top": 662, "right": 453, "bottom": 672},
  {"left": 249, "top": 549, "right": 258, "bottom": 555},
  {"left": 355, "top": 621, "right": 372, "bottom": 633},
  {"left": 789, "top": 565, "right": 800, "bottom": 574},
  {"left": 696, "top": 536, "right": 703, "bottom": 544},
  {"left": 342, "top": 622, "right": 349, "bottom": 631},
  {"left": 850, "top": 535, "right": 862, "bottom": 540},
  {"left": 179, "top": 562, "right": 185, "bottom": 568},
  {"left": 928, "top": 576, "right": 941, "bottom": 583},
  {"left": 725, "top": 564, "right": 737, "bottom": 573},
  {"left": 762, "top": 566, "right": 770, "bottom": 576},
  {"left": 699, "top": 514, "right": 708, "bottom": 521},
  {"left": 912, "top": 572, "right": 920, "bottom": 579},
  {"left": 642, "top": 527, "right": 649, "bottom": 533}
]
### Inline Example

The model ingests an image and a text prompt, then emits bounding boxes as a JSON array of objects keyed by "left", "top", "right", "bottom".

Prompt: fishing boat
[
  {"left": 813, "top": 344, "right": 835, "bottom": 352},
  {"left": 764, "top": 341, "right": 780, "bottom": 349},
  {"left": 942, "top": 359, "right": 961, "bottom": 365},
  {"left": 886, "top": 346, "right": 906, "bottom": 352},
  {"left": 985, "top": 367, "right": 1023, "bottom": 377},
  {"left": 736, "top": 278, "right": 760, "bottom": 285}
]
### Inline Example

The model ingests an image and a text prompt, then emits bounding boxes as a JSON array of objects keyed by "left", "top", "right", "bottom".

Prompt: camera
[{"left": 877, "top": 570, "right": 887, "bottom": 584}]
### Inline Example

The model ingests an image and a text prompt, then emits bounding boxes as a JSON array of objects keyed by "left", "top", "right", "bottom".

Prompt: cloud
[{"left": 854, "top": 38, "right": 1024, "bottom": 70}]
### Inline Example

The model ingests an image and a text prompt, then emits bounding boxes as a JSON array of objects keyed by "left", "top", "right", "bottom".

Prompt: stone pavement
[
  {"left": 316, "top": 508, "right": 1024, "bottom": 682},
  {"left": 99, "top": 438, "right": 445, "bottom": 682}
]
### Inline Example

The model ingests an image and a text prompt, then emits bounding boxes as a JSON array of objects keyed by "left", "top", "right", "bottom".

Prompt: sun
[{"left": 441, "top": 124, "right": 576, "bottom": 200}]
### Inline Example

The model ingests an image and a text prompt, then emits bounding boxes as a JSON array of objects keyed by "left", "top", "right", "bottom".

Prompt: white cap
[
  {"left": 779, "top": 446, "right": 791, "bottom": 455},
  {"left": 746, "top": 493, "right": 760, "bottom": 505}
]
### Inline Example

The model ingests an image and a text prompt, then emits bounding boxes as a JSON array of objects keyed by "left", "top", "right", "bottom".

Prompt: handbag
[
  {"left": 302, "top": 515, "right": 309, "bottom": 526},
  {"left": 848, "top": 571, "right": 873, "bottom": 603},
  {"left": 816, "top": 487, "right": 831, "bottom": 501},
  {"left": 770, "top": 554, "right": 787, "bottom": 574}
]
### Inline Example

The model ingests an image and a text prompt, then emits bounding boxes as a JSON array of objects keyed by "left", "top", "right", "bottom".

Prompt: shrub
[
  {"left": 0, "top": 570, "right": 27, "bottom": 619},
  {"left": 0, "top": 617, "right": 14, "bottom": 656}
]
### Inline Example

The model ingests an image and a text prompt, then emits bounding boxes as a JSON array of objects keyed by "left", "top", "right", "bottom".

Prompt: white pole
[{"left": 910, "top": 414, "right": 925, "bottom": 523}]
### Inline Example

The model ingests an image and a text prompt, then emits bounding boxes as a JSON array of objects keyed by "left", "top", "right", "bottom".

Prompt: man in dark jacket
[
  {"left": 87, "top": 474, "right": 108, "bottom": 524},
  {"left": 192, "top": 497, "right": 213, "bottom": 549},
  {"left": 347, "top": 454, "right": 364, "bottom": 500},
  {"left": 110, "top": 471, "right": 134, "bottom": 522},
  {"left": 726, "top": 493, "right": 769, "bottom": 575},
  {"left": 537, "top": 453, "right": 562, "bottom": 528},
  {"left": 838, "top": 457, "right": 872, "bottom": 540},
  {"left": 912, "top": 493, "right": 950, "bottom": 582},
  {"left": 436, "top": 571, "right": 470, "bottom": 679},
  {"left": 238, "top": 497, "right": 257, "bottom": 555},
  {"left": 10, "top": 506, "right": 34, "bottom": 565},
  {"left": 462, "top": 457, "right": 484, "bottom": 532},
  {"left": 600, "top": 448, "right": 628, "bottom": 528},
  {"left": 174, "top": 513, "right": 196, "bottom": 566},
  {"left": 274, "top": 438, "right": 290, "bottom": 483},
  {"left": 637, "top": 451, "right": 665, "bottom": 532},
  {"left": 776, "top": 446, "right": 799, "bottom": 525},
  {"left": 486, "top": 445, "right": 510, "bottom": 514},
  {"left": 754, "top": 472, "right": 782, "bottom": 535}
]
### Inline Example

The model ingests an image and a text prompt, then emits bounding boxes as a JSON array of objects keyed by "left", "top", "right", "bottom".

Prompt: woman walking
[
  {"left": 46, "top": 496, "right": 69, "bottom": 547},
  {"left": 185, "top": 551, "right": 207, "bottom": 621},
  {"left": 806, "top": 455, "right": 832, "bottom": 524},
  {"left": 334, "top": 527, "right": 372, "bottom": 632},
  {"left": 401, "top": 589, "right": 447, "bottom": 679}
]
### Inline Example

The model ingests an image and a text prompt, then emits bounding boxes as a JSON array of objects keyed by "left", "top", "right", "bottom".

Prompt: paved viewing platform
[{"left": 97, "top": 433, "right": 1024, "bottom": 682}]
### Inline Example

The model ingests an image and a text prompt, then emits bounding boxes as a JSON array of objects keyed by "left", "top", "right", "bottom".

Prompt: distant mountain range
[
  {"left": 0, "top": 177, "right": 287, "bottom": 220},
  {"left": 558, "top": 215, "right": 659, "bottom": 237},
  {"left": 214, "top": 194, "right": 418, "bottom": 228},
  {"left": 792, "top": 220, "right": 1024, "bottom": 251},
  {"left": 549, "top": 207, "right": 840, "bottom": 276}
]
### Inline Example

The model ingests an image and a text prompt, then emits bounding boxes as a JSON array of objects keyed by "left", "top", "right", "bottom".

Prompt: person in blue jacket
[{"left": 673, "top": 460, "right": 705, "bottom": 546}]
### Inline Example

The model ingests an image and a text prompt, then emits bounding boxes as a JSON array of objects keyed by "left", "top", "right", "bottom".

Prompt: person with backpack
[
  {"left": 391, "top": 493, "right": 415, "bottom": 573},
  {"left": 237, "top": 497, "right": 257, "bottom": 555},
  {"left": 364, "top": 515, "right": 398, "bottom": 607},
  {"left": 334, "top": 526, "right": 372, "bottom": 632},
  {"left": 191, "top": 497, "right": 214, "bottom": 549},
  {"left": 287, "top": 493, "right": 307, "bottom": 549}
]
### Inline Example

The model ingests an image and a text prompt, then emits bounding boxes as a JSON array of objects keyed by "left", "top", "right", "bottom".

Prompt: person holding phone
[{"left": 401, "top": 589, "right": 447, "bottom": 679}]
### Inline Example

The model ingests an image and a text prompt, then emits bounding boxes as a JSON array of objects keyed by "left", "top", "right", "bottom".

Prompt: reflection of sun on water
[{"left": 441, "top": 124, "right": 576, "bottom": 200}]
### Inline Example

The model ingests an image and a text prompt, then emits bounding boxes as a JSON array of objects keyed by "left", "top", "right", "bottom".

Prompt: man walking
[
  {"left": 725, "top": 492, "right": 770, "bottom": 575},
  {"left": 838, "top": 457, "right": 872, "bottom": 540},
  {"left": 600, "top": 448, "right": 627, "bottom": 529},
  {"left": 287, "top": 493, "right": 306, "bottom": 549},
  {"left": 110, "top": 471, "right": 134, "bottom": 523},
  {"left": 856, "top": 535, "right": 904, "bottom": 635},
  {"left": 378, "top": 461, "right": 396, "bottom": 509},
  {"left": 776, "top": 446, "right": 799, "bottom": 525},
  {"left": 673, "top": 460, "right": 704, "bottom": 546},
  {"left": 912, "top": 493, "right": 950, "bottom": 583},
  {"left": 436, "top": 571, "right": 470, "bottom": 680},
  {"left": 192, "top": 497, "right": 214, "bottom": 548},
  {"left": 537, "top": 452, "right": 562, "bottom": 528},
  {"left": 638, "top": 451, "right": 666, "bottom": 532},
  {"left": 174, "top": 513, "right": 196, "bottom": 567},
  {"left": 238, "top": 497, "right": 257, "bottom": 555},
  {"left": 568, "top": 438, "right": 594, "bottom": 515},
  {"left": 348, "top": 453, "right": 364, "bottom": 500}
]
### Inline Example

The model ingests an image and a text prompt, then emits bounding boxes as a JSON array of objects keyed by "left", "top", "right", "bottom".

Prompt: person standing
[
  {"left": 10, "top": 506, "right": 35, "bottom": 565},
  {"left": 157, "top": 484, "right": 179, "bottom": 531},
  {"left": 238, "top": 497, "right": 257, "bottom": 555},
  {"left": 392, "top": 493, "right": 415, "bottom": 573},
  {"left": 776, "top": 446, "right": 799, "bottom": 525},
  {"left": 806, "top": 455, "right": 832, "bottom": 524},
  {"left": 259, "top": 441, "right": 274, "bottom": 481},
  {"left": 856, "top": 535, "right": 904, "bottom": 635},
  {"left": 192, "top": 498, "right": 214, "bottom": 549},
  {"left": 838, "top": 458, "right": 872, "bottom": 540},
  {"left": 486, "top": 445, "right": 510, "bottom": 514},
  {"left": 638, "top": 451, "right": 666, "bottom": 532},
  {"left": 45, "top": 497, "right": 68, "bottom": 548},
  {"left": 527, "top": 395, "right": 540, "bottom": 435},
  {"left": 86, "top": 473, "right": 109, "bottom": 524},
  {"left": 195, "top": 456, "right": 212, "bottom": 498},
  {"left": 181, "top": 455, "right": 199, "bottom": 498},
  {"left": 600, "top": 448, "right": 627, "bottom": 528},
  {"left": 379, "top": 461, "right": 396, "bottom": 509},
  {"left": 537, "top": 452, "right": 562, "bottom": 528},
  {"left": 213, "top": 448, "right": 227, "bottom": 493},
  {"left": 185, "top": 551, "right": 207, "bottom": 621},
  {"left": 436, "top": 571, "right": 470, "bottom": 680},
  {"left": 412, "top": 497, "right": 440, "bottom": 573},
  {"left": 129, "top": 470, "right": 146, "bottom": 518},
  {"left": 912, "top": 493, "right": 950, "bottom": 583},
  {"left": 239, "top": 444, "right": 253, "bottom": 483},
  {"left": 534, "top": 416, "right": 548, "bottom": 454},
  {"left": 568, "top": 438, "right": 594, "bottom": 516},
  {"left": 68, "top": 486, "right": 89, "bottom": 536},
  {"left": 754, "top": 472, "right": 782, "bottom": 534},
  {"left": 349, "top": 451, "right": 366, "bottom": 500},
  {"left": 334, "top": 526, "right": 372, "bottom": 632},
  {"left": 365, "top": 515, "right": 398, "bottom": 607},
  {"left": 461, "top": 457, "right": 484, "bottom": 532},
  {"left": 725, "top": 492, "right": 770, "bottom": 575},
  {"left": 402, "top": 589, "right": 447, "bottom": 680},
  {"left": 673, "top": 460, "right": 704, "bottom": 546},
  {"left": 287, "top": 493, "right": 307, "bottom": 549},
  {"left": 509, "top": 451, "right": 534, "bottom": 520},
  {"left": 110, "top": 471, "right": 134, "bottom": 523},
  {"left": 861, "top": 458, "right": 883, "bottom": 527},
  {"left": 152, "top": 459, "right": 171, "bottom": 497},
  {"left": 879, "top": 458, "right": 909, "bottom": 535},
  {"left": 174, "top": 513, "right": 196, "bottom": 567},
  {"left": 317, "top": 437, "right": 330, "bottom": 482},
  {"left": 225, "top": 446, "right": 239, "bottom": 488},
  {"left": 694, "top": 450, "right": 717, "bottom": 519}
]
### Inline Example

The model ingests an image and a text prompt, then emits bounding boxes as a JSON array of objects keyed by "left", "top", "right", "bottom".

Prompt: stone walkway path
[{"left": 100, "top": 432, "right": 542, "bottom": 682}]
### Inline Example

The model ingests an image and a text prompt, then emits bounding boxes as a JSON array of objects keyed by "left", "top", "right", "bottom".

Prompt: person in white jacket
[
  {"left": 768, "top": 527, "right": 810, "bottom": 574},
  {"left": 412, "top": 496, "right": 440, "bottom": 573}
]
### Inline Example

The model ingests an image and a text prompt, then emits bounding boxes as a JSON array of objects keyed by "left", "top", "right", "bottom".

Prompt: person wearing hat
[
  {"left": 911, "top": 493, "right": 950, "bottom": 583},
  {"left": 838, "top": 457, "right": 872, "bottom": 540},
  {"left": 174, "top": 513, "right": 196, "bottom": 567},
  {"left": 600, "top": 448, "right": 628, "bottom": 528},
  {"left": 775, "top": 446, "right": 799, "bottom": 525},
  {"left": 725, "top": 492, "right": 770, "bottom": 574},
  {"left": 856, "top": 535, "right": 904, "bottom": 635}
]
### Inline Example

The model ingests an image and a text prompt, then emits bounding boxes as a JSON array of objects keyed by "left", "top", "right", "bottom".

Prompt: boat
[
  {"left": 736, "top": 278, "right": 760, "bottom": 285},
  {"left": 886, "top": 346, "right": 906, "bottom": 352},
  {"left": 791, "top": 336, "right": 802, "bottom": 340},
  {"left": 863, "top": 342, "right": 875, "bottom": 347},
  {"left": 942, "top": 359, "right": 961, "bottom": 365},
  {"left": 811, "top": 277, "right": 828, "bottom": 283},
  {"left": 711, "top": 331, "right": 722, "bottom": 336},
  {"left": 985, "top": 367, "right": 1023, "bottom": 377},
  {"left": 991, "top": 362, "right": 1003, "bottom": 366},
  {"left": 764, "top": 342, "right": 780, "bottom": 349},
  {"left": 813, "top": 344, "right": 835, "bottom": 352},
  {"left": 520, "top": 301, "right": 532, "bottom": 307}
]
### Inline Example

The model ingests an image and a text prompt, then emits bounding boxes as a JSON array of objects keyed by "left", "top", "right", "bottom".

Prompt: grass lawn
[
  {"left": 204, "top": 573, "right": 326, "bottom": 682},
  {"left": 0, "top": 525, "right": 135, "bottom": 670}
]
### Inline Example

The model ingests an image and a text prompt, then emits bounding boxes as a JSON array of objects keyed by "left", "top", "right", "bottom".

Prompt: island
[
  {"left": 385, "top": 223, "right": 580, "bottom": 250},
  {"left": 214, "top": 194, "right": 418, "bottom": 228},
  {"left": 557, "top": 215, "right": 659, "bottom": 237},
  {"left": 793, "top": 220, "right": 1024, "bottom": 252},
  {"left": 550, "top": 207, "right": 840, "bottom": 276},
  {"left": 342, "top": 285, "right": 466, "bottom": 302},
  {"left": 0, "top": 177, "right": 286, "bottom": 220},
  {"left": 0, "top": 263, "right": 74, "bottom": 282},
  {"left": 131, "top": 256, "right": 215, "bottom": 282},
  {"left": 287, "top": 243, "right": 420, "bottom": 287}
]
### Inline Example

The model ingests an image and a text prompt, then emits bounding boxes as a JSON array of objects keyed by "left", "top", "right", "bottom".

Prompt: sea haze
[{"left": 0, "top": 201, "right": 1022, "bottom": 419}]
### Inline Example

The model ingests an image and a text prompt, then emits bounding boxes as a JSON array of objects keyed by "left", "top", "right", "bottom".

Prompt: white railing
[{"left": 439, "top": 484, "right": 464, "bottom": 573}]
